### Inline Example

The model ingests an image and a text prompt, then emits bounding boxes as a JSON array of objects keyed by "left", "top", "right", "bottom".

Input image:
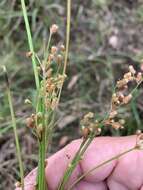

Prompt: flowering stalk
[
  {"left": 58, "top": 113, "right": 102, "bottom": 190},
  {"left": 58, "top": 65, "right": 143, "bottom": 189}
]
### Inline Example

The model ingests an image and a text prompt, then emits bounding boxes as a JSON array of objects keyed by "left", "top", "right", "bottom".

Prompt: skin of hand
[{"left": 16, "top": 135, "right": 143, "bottom": 190}]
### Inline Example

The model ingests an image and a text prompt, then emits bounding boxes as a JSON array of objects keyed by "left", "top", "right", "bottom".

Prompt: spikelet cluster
[
  {"left": 81, "top": 112, "right": 101, "bottom": 139},
  {"left": 80, "top": 66, "right": 142, "bottom": 136},
  {"left": 25, "top": 24, "right": 66, "bottom": 140},
  {"left": 103, "top": 65, "right": 142, "bottom": 130},
  {"left": 42, "top": 43, "right": 66, "bottom": 110}
]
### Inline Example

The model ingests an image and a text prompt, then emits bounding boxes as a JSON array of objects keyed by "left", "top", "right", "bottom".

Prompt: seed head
[
  {"left": 37, "top": 124, "right": 43, "bottom": 133},
  {"left": 15, "top": 181, "right": 21, "bottom": 188},
  {"left": 123, "top": 72, "right": 132, "bottom": 81},
  {"left": 81, "top": 126, "right": 90, "bottom": 139},
  {"left": 136, "top": 129, "right": 142, "bottom": 135},
  {"left": 136, "top": 72, "right": 142, "bottom": 83},
  {"left": 51, "top": 46, "right": 58, "bottom": 54},
  {"left": 24, "top": 99, "right": 31, "bottom": 104},
  {"left": 60, "top": 44, "right": 65, "bottom": 51},
  {"left": 26, "top": 51, "right": 33, "bottom": 58},
  {"left": 46, "top": 68, "right": 53, "bottom": 78},
  {"left": 119, "top": 119, "right": 125, "bottom": 125},
  {"left": 109, "top": 110, "right": 117, "bottom": 118},
  {"left": 136, "top": 134, "right": 143, "bottom": 150},
  {"left": 26, "top": 117, "right": 35, "bottom": 128},
  {"left": 57, "top": 54, "right": 63, "bottom": 64},
  {"left": 111, "top": 122, "right": 123, "bottom": 130},
  {"left": 129, "top": 65, "right": 136, "bottom": 75},
  {"left": 117, "top": 79, "right": 128, "bottom": 89},
  {"left": 84, "top": 112, "right": 94, "bottom": 119},
  {"left": 118, "top": 92, "right": 124, "bottom": 100},
  {"left": 37, "top": 112, "right": 43, "bottom": 119},
  {"left": 123, "top": 94, "right": 132, "bottom": 104},
  {"left": 97, "top": 128, "right": 102, "bottom": 135},
  {"left": 50, "top": 24, "right": 59, "bottom": 34},
  {"left": 51, "top": 98, "right": 58, "bottom": 110},
  {"left": 48, "top": 54, "right": 54, "bottom": 62}
]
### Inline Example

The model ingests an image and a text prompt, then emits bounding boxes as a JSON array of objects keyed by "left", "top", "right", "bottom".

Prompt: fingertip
[{"left": 45, "top": 139, "right": 82, "bottom": 189}]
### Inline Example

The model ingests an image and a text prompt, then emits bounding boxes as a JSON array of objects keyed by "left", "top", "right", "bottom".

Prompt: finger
[
  {"left": 107, "top": 149, "right": 143, "bottom": 190},
  {"left": 107, "top": 179, "right": 128, "bottom": 190},
  {"left": 75, "top": 181, "right": 107, "bottom": 190},
  {"left": 80, "top": 135, "right": 137, "bottom": 183},
  {"left": 81, "top": 135, "right": 143, "bottom": 189}
]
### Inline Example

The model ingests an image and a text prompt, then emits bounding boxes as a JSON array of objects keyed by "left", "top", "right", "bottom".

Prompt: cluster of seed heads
[
  {"left": 26, "top": 112, "right": 44, "bottom": 140},
  {"left": 103, "top": 65, "right": 142, "bottom": 130},
  {"left": 81, "top": 112, "right": 101, "bottom": 139},
  {"left": 44, "top": 73, "right": 67, "bottom": 110},
  {"left": 116, "top": 65, "right": 142, "bottom": 89},
  {"left": 25, "top": 24, "right": 67, "bottom": 139},
  {"left": 41, "top": 42, "right": 66, "bottom": 110},
  {"left": 80, "top": 65, "right": 143, "bottom": 134}
]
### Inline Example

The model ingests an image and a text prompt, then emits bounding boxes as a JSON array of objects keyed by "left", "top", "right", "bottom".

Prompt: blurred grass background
[{"left": 0, "top": 0, "right": 143, "bottom": 189}]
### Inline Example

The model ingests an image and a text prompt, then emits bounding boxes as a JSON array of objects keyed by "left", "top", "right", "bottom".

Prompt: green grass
[{"left": 2, "top": 66, "right": 24, "bottom": 189}]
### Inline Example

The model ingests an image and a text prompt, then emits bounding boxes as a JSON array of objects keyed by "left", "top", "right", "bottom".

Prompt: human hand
[{"left": 16, "top": 136, "right": 143, "bottom": 190}]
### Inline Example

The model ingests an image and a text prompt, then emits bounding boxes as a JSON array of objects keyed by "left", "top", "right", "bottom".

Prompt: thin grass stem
[
  {"left": 3, "top": 66, "right": 24, "bottom": 190},
  {"left": 21, "top": 0, "right": 40, "bottom": 89},
  {"left": 58, "top": 0, "right": 71, "bottom": 102}
]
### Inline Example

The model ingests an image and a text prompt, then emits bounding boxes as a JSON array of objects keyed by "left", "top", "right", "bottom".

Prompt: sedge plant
[
  {"left": 20, "top": 0, "right": 71, "bottom": 190},
  {"left": 2, "top": 0, "right": 143, "bottom": 189}
]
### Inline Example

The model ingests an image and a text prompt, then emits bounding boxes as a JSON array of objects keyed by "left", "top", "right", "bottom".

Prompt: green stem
[
  {"left": 21, "top": 0, "right": 40, "bottom": 89},
  {"left": 63, "top": 0, "right": 71, "bottom": 74},
  {"left": 58, "top": 0, "right": 71, "bottom": 102},
  {"left": 68, "top": 146, "right": 136, "bottom": 190},
  {"left": 3, "top": 66, "right": 24, "bottom": 190},
  {"left": 20, "top": 1, "right": 47, "bottom": 189},
  {"left": 44, "top": 32, "right": 52, "bottom": 62},
  {"left": 38, "top": 138, "right": 46, "bottom": 190},
  {"left": 58, "top": 134, "right": 95, "bottom": 190},
  {"left": 36, "top": 98, "right": 47, "bottom": 190}
]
